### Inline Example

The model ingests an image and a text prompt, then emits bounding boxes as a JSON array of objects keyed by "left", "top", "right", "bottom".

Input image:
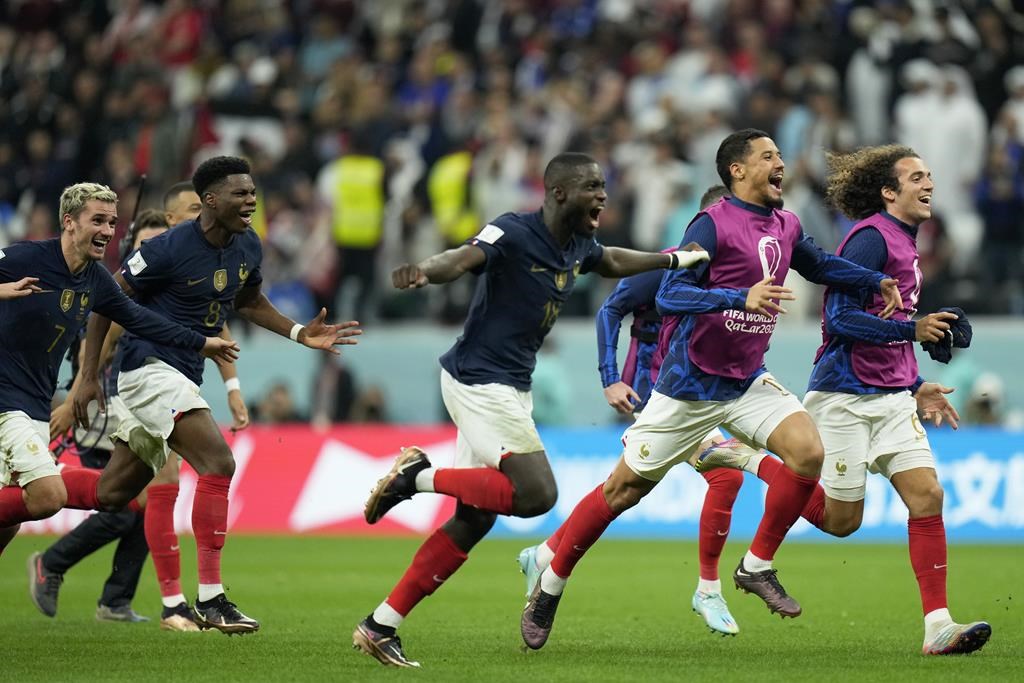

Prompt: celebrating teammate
[
  {"left": 519, "top": 130, "right": 904, "bottom": 650},
  {"left": 780, "top": 145, "right": 987, "bottom": 654},
  {"left": 70, "top": 156, "right": 360, "bottom": 635},
  {"left": 517, "top": 184, "right": 759, "bottom": 636},
  {"left": 0, "top": 183, "right": 238, "bottom": 554},
  {"left": 353, "top": 152, "right": 710, "bottom": 667}
]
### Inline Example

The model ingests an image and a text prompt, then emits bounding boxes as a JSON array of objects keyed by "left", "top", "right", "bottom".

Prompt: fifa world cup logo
[{"left": 757, "top": 236, "right": 782, "bottom": 282}]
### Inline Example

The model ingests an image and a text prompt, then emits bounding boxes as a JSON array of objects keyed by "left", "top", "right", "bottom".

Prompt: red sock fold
[
  {"left": 698, "top": 469, "right": 743, "bottom": 580},
  {"left": 193, "top": 474, "right": 231, "bottom": 586},
  {"left": 146, "top": 483, "right": 182, "bottom": 598},
  {"left": 387, "top": 529, "right": 468, "bottom": 616},
  {"left": 433, "top": 468, "right": 515, "bottom": 514},
  {"left": 60, "top": 467, "right": 101, "bottom": 510},
  {"left": 750, "top": 466, "right": 818, "bottom": 561},
  {"left": 0, "top": 486, "right": 30, "bottom": 528},
  {"left": 908, "top": 514, "right": 948, "bottom": 615},
  {"left": 550, "top": 484, "right": 619, "bottom": 579},
  {"left": 757, "top": 457, "right": 826, "bottom": 530}
]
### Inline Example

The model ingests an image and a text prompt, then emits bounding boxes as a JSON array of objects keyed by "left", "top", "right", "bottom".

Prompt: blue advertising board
[{"left": 492, "top": 427, "right": 1024, "bottom": 542}]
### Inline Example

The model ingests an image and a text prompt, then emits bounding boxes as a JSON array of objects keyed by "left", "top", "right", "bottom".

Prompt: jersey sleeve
[
  {"left": 0, "top": 244, "right": 27, "bottom": 280},
  {"left": 121, "top": 237, "right": 175, "bottom": 295},
  {"left": 578, "top": 238, "right": 604, "bottom": 275},
  {"left": 241, "top": 234, "right": 264, "bottom": 289},
  {"left": 790, "top": 230, "right": 885, "bottom": 290},
  {"left": 823, "top": 228, "right": 916, "bottom": 343},
  {"left": 596, "top": 270, "right": 661, "bottom": 387},
  {"left": 91, "top": 269, "right": 206, "bottom": 351},
  {"left": 656, "top": 214, "right": 747, "bottom": 315},
  {"left": 466, "top": 219, "right": 516, "bottom": 274}
]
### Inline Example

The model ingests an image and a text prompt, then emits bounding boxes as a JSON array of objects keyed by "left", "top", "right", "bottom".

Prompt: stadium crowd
[{"left": 2, "top": 0, "right": 1023, "bottom": 322}]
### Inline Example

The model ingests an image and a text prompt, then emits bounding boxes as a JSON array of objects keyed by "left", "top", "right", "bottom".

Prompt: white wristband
[
  {"left": 289, "top": 323, "right": 303, "bottom": 342},
  {"left": 224, "top": 377, "right": 241, "bottom": 393}
]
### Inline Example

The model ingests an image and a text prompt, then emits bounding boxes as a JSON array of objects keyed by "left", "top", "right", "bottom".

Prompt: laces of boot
[{"left": 532, "top": 593, "right": 558, "bottom": 627}]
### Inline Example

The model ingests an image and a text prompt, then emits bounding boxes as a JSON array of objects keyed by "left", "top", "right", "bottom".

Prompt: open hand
[
  {"left": 745, "top": 276, "right": 795, "bottom": 316},
  {"left": 878, "top": 278, "right": 904, "bottom": 319},
  {"left": 603, "top": 382, "right": 641, "bottom": 415},
  {"left": 298, "top": 308, "right": 362, "bottom": 354},
  {"left": 915, "top": 382, "right": 959, "bottom": 429},
  {"left": 201, "top": 336, "right": 240, "bottom": 364}
]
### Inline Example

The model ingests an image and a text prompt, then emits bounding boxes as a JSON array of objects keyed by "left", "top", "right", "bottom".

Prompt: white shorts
[
  {"left": 110, "top": 359, "right": 209, "bottom": 473},
  {"left": 804, "top": 390, "right": 934, "bottom": 503},
  {"left": 440, "top": 368, "right": 544, "bottom": 469},
  {"left": 623, "top": 372, "right": 805, "bottom": 481},
  {"left": 0, "top": 411, "right": 59, "bottom": 487}
]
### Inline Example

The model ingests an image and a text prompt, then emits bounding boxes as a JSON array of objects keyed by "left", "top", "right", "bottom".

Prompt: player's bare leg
[
  {"left": 355, "top": 503, "right": 495, "bottom": 667},
  {"left": 890, "top": 467, "right": 991, "bottom": 655},
  {"left": 731, "top": 412, "right": 822, "bottom": 619},
  {"left": 167, "top": 408, "right": 258, "bottom": 635}
]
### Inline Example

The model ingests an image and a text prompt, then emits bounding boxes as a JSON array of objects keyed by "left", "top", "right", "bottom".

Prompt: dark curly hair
[
  {"left": 716, "top": 129, "right": 770, "bottom": 190},
  {"left": 191, "top": 155, "right": 250, "bottom": 197},
  {"left": 825, "top": 145, "right": 918, "bottom": 220}
]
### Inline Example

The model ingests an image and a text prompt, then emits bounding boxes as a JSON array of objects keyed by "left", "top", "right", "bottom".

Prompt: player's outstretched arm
[
  {"left": 392, "top": 244, "right": 486, "bottom": 288},
  {"left": 234, "top": 286, "right": 361, "bottom": 355},
  {"left": 0, "top": 276, "right": 42, "bottom": 299},
  {"left": 593, "top": 243, "right": 709, "bottom": 278}
]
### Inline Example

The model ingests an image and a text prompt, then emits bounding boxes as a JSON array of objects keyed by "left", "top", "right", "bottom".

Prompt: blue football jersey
[
  {"left": 119, "top": 219, "right": 263, "bottom": 385},
  {"left": 0, "top": 239, "right": 205, "bottom": 420},
  {"left": 439, "top": 211, "right": 604, "bottom": 389}
]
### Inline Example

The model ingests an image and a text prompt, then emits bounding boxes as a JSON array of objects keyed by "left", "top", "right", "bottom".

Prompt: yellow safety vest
[
  {"left": 331, "top": 155, "right": 385, "bottom": 248},
  {"left": 428, "top": 151, "right": 479, "bottom": 244}
]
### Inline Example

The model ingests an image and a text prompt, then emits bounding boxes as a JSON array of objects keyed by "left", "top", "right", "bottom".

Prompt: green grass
[{"left": 1, "top": 535, "right": 1021, "bottom": 682}]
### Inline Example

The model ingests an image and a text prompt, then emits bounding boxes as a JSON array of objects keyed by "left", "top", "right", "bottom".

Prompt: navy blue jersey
[
  {"left": 0, "top": 239, "right": 205, "bottom": 420},
  {"left": 119, "top": 219, "right": 263, "bottom": 385},
  {"left": 808, "top": 221, "right": 919, "bottom": 394},
  {"left": 439, "top": 211, "right": 604, "bottom": 389},
  {"left": 596, "top": 269, "right": 662, "bottom": 407},
  {"left": 654, "top": 203, "right": 886, "bottom": 401}
]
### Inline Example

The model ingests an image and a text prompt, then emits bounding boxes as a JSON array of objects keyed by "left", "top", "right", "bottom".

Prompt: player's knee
[
  {"left": 196, "top": 450, "right": 235, "bottom": 478},
  {"left": 908, "top": 483, "right": 944, "bottom": 518},
  {"left": 514, "top": 480, "right": 558, "bottom": 518},
  {"left": 704, "top": 468, "right": 744, "bottom": 502},
  {"left": 829, "top": 518, "right": 861, "bottom": 537},
  {"left": 25, "top": 485, "right": 66, "bottom": 519}
]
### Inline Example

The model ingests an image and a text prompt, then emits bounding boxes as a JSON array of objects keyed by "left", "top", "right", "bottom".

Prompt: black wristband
[{"left": 668, "top": 252, "right": 678, "bottom": 269}]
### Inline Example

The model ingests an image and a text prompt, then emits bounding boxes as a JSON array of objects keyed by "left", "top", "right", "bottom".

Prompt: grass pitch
[{"left": 1, "top": 535, "right": 1020, "bottom": 682}]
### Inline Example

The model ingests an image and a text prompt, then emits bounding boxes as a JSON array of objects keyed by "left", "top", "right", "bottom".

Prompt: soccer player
[
  {"left": 519, "top": 129, "right": 904, "bottom": 650},
  {"left": 71, "top": 156, "right": 359, "bottom": 635},
  {"left": 517, "top": 184, "right": 757, "bottom": 637},
  {"left": 786, "top": 145, "right": 989, "bottom": 654},
  {"left": 0, "top": 182, "right": 239, "bottom": 553},
  {"left": 353, "top": 152, "right": 711, "bottom": 667}
]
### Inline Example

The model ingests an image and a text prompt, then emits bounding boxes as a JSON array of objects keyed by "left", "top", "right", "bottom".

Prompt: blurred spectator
[{"left": 250, "top": 381, "right": 306, "bottom": 424}]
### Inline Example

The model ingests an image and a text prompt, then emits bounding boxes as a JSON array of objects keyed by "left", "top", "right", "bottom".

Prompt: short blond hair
[{"left": 59, "top": 182, "right": 118, "bottom": 225}]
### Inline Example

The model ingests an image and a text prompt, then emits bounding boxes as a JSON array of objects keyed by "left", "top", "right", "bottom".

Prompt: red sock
[
  {"left": 387, "top": 529, "right": 468, "bottom": 616},
  {"left": 750, "top": 466, "right": 818, "bottom": 561},
  {"left": 757, "top": 457, "right": 826, "bottom": 530},
  {"left": 192, "top": 474, "right": 230, "bottom": 586},
  {"left": 146, "top": 483, "right": 182, "bottom": 598},
  {"left": 60, "top": 467, "right": 101, "bottom": 510},
  {"left": 433, "top": 468, "right": 515, "bottom": 514},
  {"left": 549, "top": 484, "right": 619, "bottom": 579},
  {"left": 698, "top": 469, "right": 743, "bottom": 580},
  {"left": 0, "top": 486, "right": 30, "bottom": 527},
  {"left": 545, "top": 518, "right": 570, "bottom": 553},
  {"left": 908, "top": 515, "right": 948, "bottom": 615}
]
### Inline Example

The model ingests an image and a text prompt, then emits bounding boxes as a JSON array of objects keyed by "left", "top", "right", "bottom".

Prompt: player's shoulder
[
  {"left": 0, "top": 238, "right": 55, "bottom": 261},
  {"left": 488, "top": 211, "right": 538, "bottom": 235}
]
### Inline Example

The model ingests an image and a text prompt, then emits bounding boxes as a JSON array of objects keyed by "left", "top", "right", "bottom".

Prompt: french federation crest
[
  {"left": 60, "top": 289, "right": 74, "bottom": 312},
  {"left": 214, "top": 269, "right": 228, "bottom": 292},
  {"left": 239, "top": 263, "right": 249, "bottom": 282},
  {"left": 555, "top": 271, "right": 568, "bottom": 290},
  {"left": 573, "top": 260, "right": 581, "bottom": 277},
  {"left": 80, "top": 291, "right": 90, "bottom": 309}
]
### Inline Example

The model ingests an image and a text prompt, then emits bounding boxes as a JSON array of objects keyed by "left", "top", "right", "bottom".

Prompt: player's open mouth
[
  {"left": 91, "top": 236, "right": 110, "bottom": 252},
  {"left": 240, "top": 210, "right": 254, "bottom": 226},
  {"left": 919, "top": 195, "right": 931, "bottom": 206},
  {"left": 768, "top": 173, "right": 783, "bottom": 191},
  {"left": 589, "top": 206, "right": 603, "bottom": 228}
]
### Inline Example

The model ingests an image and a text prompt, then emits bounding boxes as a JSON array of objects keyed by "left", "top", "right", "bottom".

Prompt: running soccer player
[
  {"left": 519, "top": 130, "right": 904, "bottom": 650},
  {"left": 72, "top": 156, "right": 361, "bottom": 635},
  {"left": 0, "top": 182, "right": 238, "bottom": 553},
  {"left": 353, "top": 152, "right": 711, "bottom": 667},
  {"left": 778, "top": 145, "right": 988, "bottom": 654},
  {"left": 517, "top": 184, "right": 756, "bottom": 636}
]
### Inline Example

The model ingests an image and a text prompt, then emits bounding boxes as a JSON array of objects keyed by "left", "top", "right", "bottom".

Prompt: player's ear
[{"left": 881, "top": 185, "right": 897, "bottom": 202}]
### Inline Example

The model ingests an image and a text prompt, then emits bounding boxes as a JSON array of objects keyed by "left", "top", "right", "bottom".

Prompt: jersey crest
[{"left": 60, "top": 289, "right": 74, "bottom": 312}]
